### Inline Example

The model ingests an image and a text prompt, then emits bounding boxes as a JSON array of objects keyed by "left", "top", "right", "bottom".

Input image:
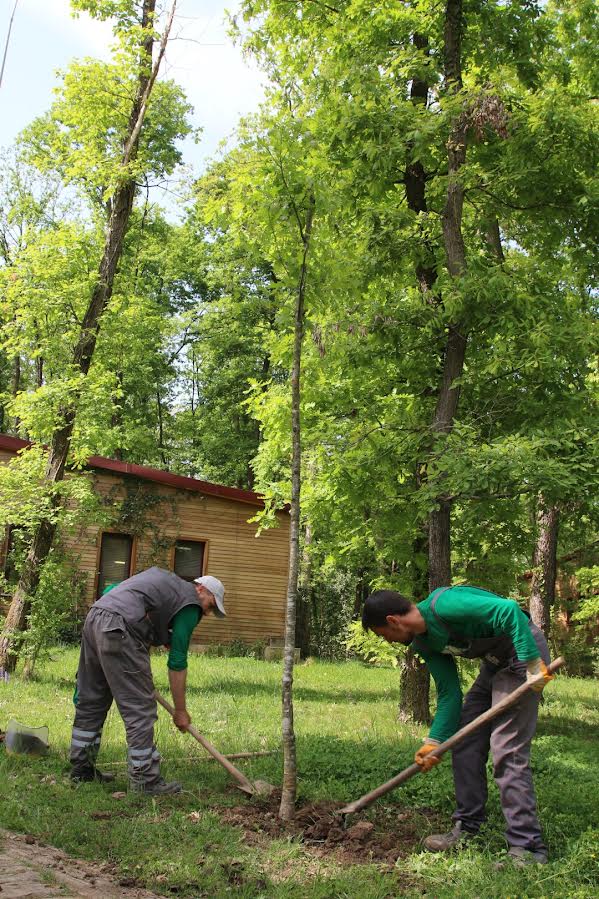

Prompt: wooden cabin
[{"left": 0, "top": 434, "right": 290, "bottom": 648}]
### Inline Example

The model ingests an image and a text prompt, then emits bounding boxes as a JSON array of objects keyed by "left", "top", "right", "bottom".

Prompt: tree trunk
[
  {"left": 399, "top": 650, "right": 431, "bottom": 723},
  {"left": 426, "top": 0, "right": 467, "bottom": 594},
  {"left": 529, "top": 499, "right": 559, "bottom": 637},
  {"left": 156, "top": 386, "right": 168, "bottom": 467},
  {"left": 279, "top": 193, "right": 315, "bottom": 822},
  {"left": 398, "top": 36, "right": 436, "bottom": 722},
  {"left": 111, "top": 371, "right": 124, "bottom": 460},
  {"left": 399, "top": 522, "right": 431, "bottom": 723},
  {"left": 10, "top": 352, "right": 20, "bottom": 432},
  {"left": 0, "top": 0, "right": 177, "bottom": 673},
  {"left": 295, "top": 522, "right": 312, "bottom": 658}
]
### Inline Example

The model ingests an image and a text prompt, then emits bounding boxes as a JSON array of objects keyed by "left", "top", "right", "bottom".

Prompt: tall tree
[
  {"left": 529, "top": 499, "right": 559, "bottom": 636},
  {"left": 236, "top": 0, "right": 597, "bottom": 693},
  {"left": 0, "top": 0, "right": 183, "bottom": 671}
]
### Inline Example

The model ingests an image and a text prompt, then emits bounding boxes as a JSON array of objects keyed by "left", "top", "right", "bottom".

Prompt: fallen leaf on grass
[
  {"left": 149, "top": 811, "right": 172, "bottom": 823},
  {"left": 187, "top": 811, "right": 202, "bottom": 822},
  {"left": 111, "top": 791, "right": 127, "bottom": 800}
]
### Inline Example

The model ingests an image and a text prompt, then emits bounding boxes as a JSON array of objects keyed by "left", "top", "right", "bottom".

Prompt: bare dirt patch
[
  {"left": 0, "top": 830, "right": 162, "bottom": 899},
  {"left": 218, "top": 791, "right": 445, "bottom": 867}
]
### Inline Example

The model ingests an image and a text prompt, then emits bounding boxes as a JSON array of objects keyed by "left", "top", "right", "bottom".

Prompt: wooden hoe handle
[
  {"left": 154, "top": 690, "right": 255, "bottom": 794},
  {"left": 339, "top": 656, "right": 565, "bottom": 816}
]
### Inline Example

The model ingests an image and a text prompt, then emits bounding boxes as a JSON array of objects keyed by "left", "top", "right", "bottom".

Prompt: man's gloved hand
[
  {"left": 526, "top": 658, "right": 553, "bottom": 692},
  {"left": 173, "top": 709, "right": 191, "bottom": 732},
  {"left": 415, "top": 741, "right": 442, "bottom": 772}
]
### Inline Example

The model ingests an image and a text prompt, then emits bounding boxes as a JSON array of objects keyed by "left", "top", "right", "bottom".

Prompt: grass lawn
[{"left": 1, "top": 649, "right": 598, "bottom": 898}]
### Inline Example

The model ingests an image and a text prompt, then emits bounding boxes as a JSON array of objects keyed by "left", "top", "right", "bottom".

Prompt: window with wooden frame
[
  {"left": 97, "top": 532, "right": 133, "bottom": 598},
  {"left": 173, "top": 539, "right": 205, "bottom": 582}
]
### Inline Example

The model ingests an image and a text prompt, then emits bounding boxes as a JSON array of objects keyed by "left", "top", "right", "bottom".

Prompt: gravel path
[{"left": 0, "top": 830, "right": 162, "bottom": 899}]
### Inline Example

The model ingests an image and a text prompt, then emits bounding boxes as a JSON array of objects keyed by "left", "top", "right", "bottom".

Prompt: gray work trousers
[
  {"left": 451, "top": 623, "right": 550, "bottom": 852},
  {"left": 70, "top": 607, "right": 161, "bottom": 786}
]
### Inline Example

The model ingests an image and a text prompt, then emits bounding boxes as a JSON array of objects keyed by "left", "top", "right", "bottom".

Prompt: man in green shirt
[
  {"left": 70, "top": 568, "right": 226, "bottom": 794},
  {"left": 362, "top": 585, "right": 552, "bottom": 867}
]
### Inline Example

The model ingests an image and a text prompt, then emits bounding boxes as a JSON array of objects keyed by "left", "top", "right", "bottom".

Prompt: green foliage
[
  {"left": 0, "top": 445, "right": 101, "bottom": 534},
  {"left": 343, "top": 619, "right": 403, "bottom": 667},
  {"left": 16, "top": 548, "right": 88, "bottom": 664},
  {"left": 572, "top": 566, "right": 599, "bottom": 623},
  {"left": 232, "top": 0, "right": 599, "bottom": 622},
  {"left": 21, "top": 59, "right": 192, "bottom": 203}
]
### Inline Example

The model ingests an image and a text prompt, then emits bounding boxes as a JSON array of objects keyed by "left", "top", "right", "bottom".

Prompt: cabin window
[
  {"left": 97, "top": 532, "right": 133, "bottom": 598},
  {"left": 173, "top": 539, "right": 205, "bottom": 582}
]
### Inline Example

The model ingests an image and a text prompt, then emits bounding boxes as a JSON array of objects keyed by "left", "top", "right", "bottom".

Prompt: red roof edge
[{"left": 0, "top": 433, "right": 266, "bottom": 507}]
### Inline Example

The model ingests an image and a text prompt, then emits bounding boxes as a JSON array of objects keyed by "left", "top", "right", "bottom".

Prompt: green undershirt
[
  {"left": 167, "top": 604, "right": 202, "bottom": 671},
  {"left": 413, "top": 586, "right": 541, "bottom": 743}
]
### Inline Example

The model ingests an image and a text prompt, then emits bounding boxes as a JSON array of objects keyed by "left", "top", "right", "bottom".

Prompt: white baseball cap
[{"left": 194, "top": 575, "right": 226, "bottom": 618}]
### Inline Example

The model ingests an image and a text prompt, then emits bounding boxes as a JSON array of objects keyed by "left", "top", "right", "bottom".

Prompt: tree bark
[
  {"left": 279, "top": 192, "right": 315, "bottom": 822},
  {"left": 399, "top": 649, "right": 431, "bottom": 723},
  {"left": 427, "top": 0, "right": 467, "bottom": 593},
  {"left": 529, "top": 500, "right": 559, "bottom": 637},
  {"left": 156, "top": 386, "right": 168, "bottom": 467},
  {"left": 0, "top": 0, "right": 177, "bottom": 672},
  {"left": 399, "top": 519, "right": 431, "bottom": 722},
  {"left": 10, "top": 352, "right": 20, "bottom": 432},
  {"left": 295, "top": 522, "right": 312, "bottom": 658},
  {"left": 400, "top": 34, "right": 435, "bottom": 722}
]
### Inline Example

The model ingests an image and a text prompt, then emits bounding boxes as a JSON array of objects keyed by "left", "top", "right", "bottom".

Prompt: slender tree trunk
[
  {"left": 111, "top": 371, "right": 125, "bottom": 460},
  {"left": 428, "top": 0, "right": 467, "bottom": 592},
  {"left": 295, "top": 522, "right": 312, "bottom": 658},
  {"left": 0, "top": 0, "right": 177, "bottom": 672},
  {"left": 156, "top": 387, "right": 168, "bottom": 466},
  {"left": 352, "top": 567, "right": 369, "bottom": 620},
  {"left": 279, "top": 193, "right": 315, "bottom": 822},
  {"left": 400, "top": 35, "right": 434, "bottom": 721},
  {"left": 10, "top": 352, "right": 20, "bottom": 432},
  {"left": 400, "top": 517, "right": 431, "bottom": 722},
  {"left": 529, "top": 499, "right": 559, "bottom": 637},
  {"left": 22, "top": 642, "right": 41, "bottom": 680}
]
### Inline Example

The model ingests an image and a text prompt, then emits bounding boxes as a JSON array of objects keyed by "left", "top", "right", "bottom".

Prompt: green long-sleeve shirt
[
  {"left": 413, "top": 586, "right": 540, "bottom": 743},
  {"left": 166, "top": 604, "right": 202, "bottom": 671}
]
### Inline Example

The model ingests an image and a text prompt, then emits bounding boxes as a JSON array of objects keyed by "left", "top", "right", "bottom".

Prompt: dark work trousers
[
  {"left": 70, "top": 607, "right": 161, "bottom": 786},
  {"left": 451, "top": 622, "right": 550, "bottom": 852}
]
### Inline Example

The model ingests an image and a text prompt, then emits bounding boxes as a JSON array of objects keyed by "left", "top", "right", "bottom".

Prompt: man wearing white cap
[{"left": 69, "top": 567, "right": 226, "bottom": 794}]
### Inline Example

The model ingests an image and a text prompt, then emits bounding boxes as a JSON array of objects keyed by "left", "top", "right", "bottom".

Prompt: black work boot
[
  {"left": 128, "top": 777, "right": 182, "bottom": 795},
  {"left": 423, "top": 821, "right": 478, "bottom": 852},
  {"left": 71, "top": 765, "right": 116, "bottom": 784}
]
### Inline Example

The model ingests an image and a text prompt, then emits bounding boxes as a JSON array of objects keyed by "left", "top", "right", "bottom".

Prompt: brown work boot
[{"left": 423, "top": 821, "right": 478, "bottom": 852}]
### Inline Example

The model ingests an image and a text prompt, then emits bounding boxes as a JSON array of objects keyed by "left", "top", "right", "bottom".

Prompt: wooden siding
[{"left": 0, "top": 450, "right": 290, "bottom": 645}]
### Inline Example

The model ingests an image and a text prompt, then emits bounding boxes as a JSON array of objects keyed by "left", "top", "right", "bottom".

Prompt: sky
[{"left": 0, "top": 0, "right": 267, "bottom": 204}]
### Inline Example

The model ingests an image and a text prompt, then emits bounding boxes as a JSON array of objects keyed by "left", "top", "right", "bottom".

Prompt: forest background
[{"left": 0, "top": 0, "right": 597, "bottom": 705}]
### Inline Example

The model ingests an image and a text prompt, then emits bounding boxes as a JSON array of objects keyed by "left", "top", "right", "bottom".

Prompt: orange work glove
[
  {"left": 526, "top": 658, "right": 553, "bottom": 692},
  {"left": 414, "top": 741, "right": 442, "bottom": 772}
]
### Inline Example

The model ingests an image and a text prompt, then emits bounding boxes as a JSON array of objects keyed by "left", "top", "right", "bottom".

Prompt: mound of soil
[{"left": 220, "top": 793, "right": 444, "bottom": 866}]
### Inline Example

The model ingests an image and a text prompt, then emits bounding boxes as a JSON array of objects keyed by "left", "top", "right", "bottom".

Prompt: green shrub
[{"left": 343, "top": 618, "right": 404, "bottom": 667}]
